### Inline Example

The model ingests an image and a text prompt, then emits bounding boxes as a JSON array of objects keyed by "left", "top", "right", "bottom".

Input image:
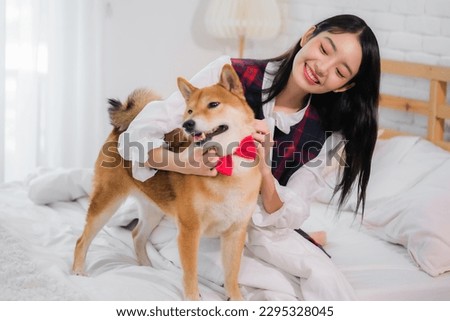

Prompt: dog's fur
[{"left": 72, "top": 65, "right": 261, "bottom": 300}]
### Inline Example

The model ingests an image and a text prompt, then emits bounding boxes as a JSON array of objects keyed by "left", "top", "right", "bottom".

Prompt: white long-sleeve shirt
[{"left": 118, "top": 55, "right": 343, "bottom": 229}]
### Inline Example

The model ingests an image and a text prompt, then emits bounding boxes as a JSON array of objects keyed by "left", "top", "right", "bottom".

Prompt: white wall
[{"left": 103, "top": 0, "right": 229, "bottom": 99}]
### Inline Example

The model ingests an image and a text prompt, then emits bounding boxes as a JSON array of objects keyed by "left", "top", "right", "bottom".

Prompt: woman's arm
[
  {"left": 255, "top": 137, "right": 283, "bottom": 214},
  {"left": 146, "top": 145, "right": 218, "bottom": 176},
  {"left": 253, "top": 119, "right": 283, "bottom": 214},
  {"left": 259, "top": 170, "right": 283, "bottom": 213},
  {"left": 252, "top": 129, "right": 344, "bottom": 229}
]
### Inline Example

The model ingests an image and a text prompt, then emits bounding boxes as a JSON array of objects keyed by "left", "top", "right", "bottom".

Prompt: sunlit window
[{"left": 4, "top": 0, "right": 49, "bottom": 182}]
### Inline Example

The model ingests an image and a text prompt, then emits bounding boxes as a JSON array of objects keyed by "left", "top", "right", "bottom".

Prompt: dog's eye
[
  {"left": 187, "top": 109, "right": 193, "bottom": 114},
  {"left": 208, "top": 102, "right": 220, "bottom": 109}
]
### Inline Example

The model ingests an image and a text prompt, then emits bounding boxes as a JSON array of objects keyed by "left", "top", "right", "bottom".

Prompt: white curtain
[{"left": 1, "top": 0, "right": 108, "bottom": 183}]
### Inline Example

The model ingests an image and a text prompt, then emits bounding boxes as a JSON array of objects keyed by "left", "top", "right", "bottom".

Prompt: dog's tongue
[{"left": 193, "top": 132, "right": 206, "bottom": 142}]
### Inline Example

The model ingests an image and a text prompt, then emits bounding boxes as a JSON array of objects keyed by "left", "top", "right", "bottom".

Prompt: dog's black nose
[{"left": 182, "top": 119, "right": 195, "bottom": 132}]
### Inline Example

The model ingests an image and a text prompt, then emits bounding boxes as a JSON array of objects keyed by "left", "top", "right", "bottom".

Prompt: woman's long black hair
[{"left": 263, "top": 14, "right": 380, "bottom": 215}]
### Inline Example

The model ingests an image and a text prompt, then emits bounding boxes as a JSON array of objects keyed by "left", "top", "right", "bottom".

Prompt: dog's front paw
[
  {"left": 137, "top": 256, "right": 152, "bottom": 267},
  {"left": 227, "top": 294, "right": 244, "bottom": 301},
  {"left": 184, "top": 292, "right": 202, "bottom": 301},
  {"left": 71, "top": 268, "right": 87, "bottom": 277}
]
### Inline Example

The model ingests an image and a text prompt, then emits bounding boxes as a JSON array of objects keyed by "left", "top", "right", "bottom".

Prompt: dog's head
[{"left": 177, "top": 64, "right": 255, "bottom": 155}]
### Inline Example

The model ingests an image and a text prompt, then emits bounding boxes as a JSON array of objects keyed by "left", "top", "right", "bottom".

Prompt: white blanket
[{"left": 2, "top": 168, "right": 356, "bottom": 300}]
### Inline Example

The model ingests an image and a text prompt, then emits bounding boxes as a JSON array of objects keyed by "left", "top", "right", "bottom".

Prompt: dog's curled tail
[{"left": 108, "top": 88, "right": 160, "bottom": 132}]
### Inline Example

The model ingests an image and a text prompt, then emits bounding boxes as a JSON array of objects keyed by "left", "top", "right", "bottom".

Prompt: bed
[{"left": 1, "top": 60, "right": 450, "bottom": 301}]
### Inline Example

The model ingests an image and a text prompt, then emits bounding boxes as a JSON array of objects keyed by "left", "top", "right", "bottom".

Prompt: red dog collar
[{"left": 215, "top": 135, "right": 257, "bottom": 176}]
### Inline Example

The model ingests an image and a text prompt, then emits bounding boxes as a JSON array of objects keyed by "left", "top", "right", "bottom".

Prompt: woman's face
[{"left": 291, "top": 29, "right": 362, "bottom": 94}]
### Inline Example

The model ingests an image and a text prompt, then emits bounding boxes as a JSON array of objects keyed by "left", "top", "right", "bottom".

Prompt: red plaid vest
[{"left": 231, "top": 58, "right": 328, "bottom": 186}]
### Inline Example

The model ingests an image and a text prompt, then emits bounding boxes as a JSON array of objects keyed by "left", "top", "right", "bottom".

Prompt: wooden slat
[
  {"left": 379, "top": 60, "right": 450, "bottom": 152},
  {"left": 437, "top": 104, "right": 450, "bottom": 120},
  {"left": 428, "top": 80, "right": 446, "bottom": 142},
  {"left": 379, "top": 94, "right": 429, "bottom": 115},
  {"left": 382, "top": 59, "right": 450, "bottom": 81},
  {"left": 435, "top": 140, "right": 450, "bottom": 152}
]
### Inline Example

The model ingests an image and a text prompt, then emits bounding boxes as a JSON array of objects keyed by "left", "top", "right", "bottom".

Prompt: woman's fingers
[
  {"left": 252, "top": 131, "right": 274, "bottom": 148},
  {"left": 252, "top": 132, "right": 266, "bottom": 144},
  {"left": 178, "top": 147, "right": 218, "bottom": 176},
  {"left": 252, "top": 119, "right": 274, "bottom": 148},
  {"left": 199, "top": 148, "right": 219, "bottom": 176},
  {"left": 203, "top": 148, "right": 218, "bottom": 166},
  {"left": 252, "top": 119, "right": 269, "bottom": 134}
]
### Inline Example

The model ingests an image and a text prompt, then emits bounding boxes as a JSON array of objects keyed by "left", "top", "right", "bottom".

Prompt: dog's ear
[
  {"left": 177, "top": 77, "right": 197, "bottom": 101},
  {"left": 219, "top": 64, "right": 244, "bottom": 98}
]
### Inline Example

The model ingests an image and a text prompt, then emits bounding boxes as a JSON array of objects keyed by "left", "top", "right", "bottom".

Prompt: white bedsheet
[
  {"left": 0, "top": 170, "right": 353, "bottom": 301},
  {"left": 1, "top": 168, "right": 449, "bottom": 301}
]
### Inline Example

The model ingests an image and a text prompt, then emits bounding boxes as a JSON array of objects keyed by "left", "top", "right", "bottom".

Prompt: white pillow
[
  {"left": 315, "top": 136, "right": 450, "bottom": 212},
  {"left": 363, "top": 159, "right": 450, "bottom": 277},
  {"left": 28, "top": 168, "right": 93, "bottom": 205}
]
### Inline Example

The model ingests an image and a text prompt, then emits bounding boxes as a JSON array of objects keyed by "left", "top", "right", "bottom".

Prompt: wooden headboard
[{"left": 379, "top": 59, "right": 450, "bottom": 151}]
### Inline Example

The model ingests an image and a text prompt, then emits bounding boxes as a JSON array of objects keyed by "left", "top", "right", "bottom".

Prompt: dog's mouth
[{"left": 191, "top": 124, "right": 229, "bottom": 145}]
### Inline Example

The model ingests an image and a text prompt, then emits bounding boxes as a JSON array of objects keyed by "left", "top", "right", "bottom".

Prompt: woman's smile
[{"left": 304, "top": 63, "right": 320, "bottom": 85}]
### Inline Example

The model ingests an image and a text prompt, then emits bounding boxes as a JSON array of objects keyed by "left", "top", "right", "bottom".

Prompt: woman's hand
[
  {"left": 147, "top": 146, "right": 219, "bottom": 177},
  {"left": 252, "top": 119, "right": 273, "bottom": 176},
  {"left": 177, "top": 146, "right": 219, "bottom": 176},
  {"left": 252, "top": 119, "right": 271, "bottom": 145}
]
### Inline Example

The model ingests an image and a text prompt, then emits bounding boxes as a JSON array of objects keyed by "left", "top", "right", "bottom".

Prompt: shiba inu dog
[{"left": 72, "top": 64, "right": 262, "bottom": 300}]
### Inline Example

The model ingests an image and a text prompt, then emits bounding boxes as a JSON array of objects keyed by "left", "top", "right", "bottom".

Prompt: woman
[{"left": 118, "top": 14, "right": 380, "bottom": 300}]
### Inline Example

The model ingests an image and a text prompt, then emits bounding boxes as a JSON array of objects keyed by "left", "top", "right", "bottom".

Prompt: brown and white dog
[{"left": 72, "top": 64, "right": 262, "bottom": 300}]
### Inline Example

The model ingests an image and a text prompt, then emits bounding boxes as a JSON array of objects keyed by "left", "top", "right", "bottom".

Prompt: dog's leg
[
  {"left": 132, "top": 218, "right": 152, "bottom": 266},
  {"left": 131, "top": 195, "right": 164, "bottom": 266},
  {"left": 221, "top": 225, "right": 247, "bottom": 300},
  {"left": 178, "top": 226, "right": 201, "bottom": 300},
  {"left": 72, "top": 191, "right": 126, "bottom": 275}
]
